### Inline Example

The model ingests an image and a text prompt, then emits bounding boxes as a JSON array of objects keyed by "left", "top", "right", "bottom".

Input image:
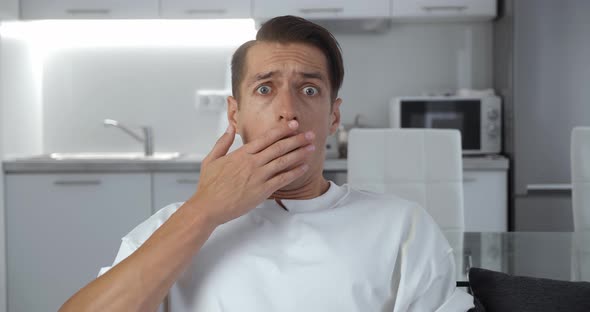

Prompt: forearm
[{"left": 59, "top": 197, "right": 217, "bottom": 312}]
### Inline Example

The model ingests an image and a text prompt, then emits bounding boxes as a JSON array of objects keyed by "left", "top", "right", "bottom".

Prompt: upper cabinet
[
  {"left": 161, "top": 0, "right": 251, "bottom": 19},
  {"left": 0, "top": 0, "right": 18, "bottom": 20},
  {"left": 20, "top": 0, "right": 160, "bottom": 19},
  {"left": 392, "top": 0, "right": 496, "bottom": 21},
  {"left": 253, "top": 0, "right": 391, "bottom": 19},
  {"left": 15, "top": 0, "right": 496, "bottom": 21}
]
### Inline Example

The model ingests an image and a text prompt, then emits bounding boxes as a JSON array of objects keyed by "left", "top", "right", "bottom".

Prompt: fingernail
[
  {"left": 226, "top": 124, "right": 234, "bottom": 134},
  {"left": 288, "top": 120, "right": 299, "bottom": 129},
  {"left": 306, "top": 144, "right": 316, "bottom": 151},
  {"left": 305, "top": 131, "right": 315, "bottom": 140}
]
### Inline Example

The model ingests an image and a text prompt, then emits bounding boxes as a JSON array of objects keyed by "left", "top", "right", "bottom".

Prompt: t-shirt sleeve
[
  {"left": 97, "top": 237, "right": 139, "bottom": 277},
  {"left": 406, "top": 252, "right": 474, "bottom": 312},
  {"left": 391, "top": 204, "right": 474, "bottom": 312},
  {"left": 97, "top": 202, "right": 185, "bottom": 277}
]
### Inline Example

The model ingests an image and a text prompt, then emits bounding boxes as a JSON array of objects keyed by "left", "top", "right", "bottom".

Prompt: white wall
[
  {"left": 7, "top": 21, "right": 492, "bottom": 155},
  {"left": 336, "top": 22, "right": 492, "bottom": 127},
  {"left": 1, "top": 37, "right": 43, "bottom": 158},
  {"left": 42, "top": 47, "right": 233, "bottom": 155}
]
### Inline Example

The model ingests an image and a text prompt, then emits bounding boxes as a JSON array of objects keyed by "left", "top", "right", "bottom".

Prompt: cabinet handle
[
  {"left": 176, "top": 179, "right": 199, "bottom": 185},
  {"left": 526, "top": 183, "right": 572, "bottom": 194},
  {"left": 184, "top": 8, "right": 228, "bottom": 15},
  {"left": 463, "top": 177, "right": 477, "bottom": 183},
  {"left": 66, "top": 9, "right": 112, "bottom": 15},
  {"left": 299, "top": 7, "right": 344, "bottom": 14},
  {"left": 421, "top": 5, "right": 468, "bottom": 12},
  {"left": 54, "top": 180, "right": 102, "bottom": 186}
]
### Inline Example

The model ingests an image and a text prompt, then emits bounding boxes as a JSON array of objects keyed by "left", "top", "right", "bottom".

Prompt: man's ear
[
  {"left": 329, "top": 98, "right": 342, "bottom": 135},
  {"left": 227, "top": 96, "right": 240, "bottom": 134}
]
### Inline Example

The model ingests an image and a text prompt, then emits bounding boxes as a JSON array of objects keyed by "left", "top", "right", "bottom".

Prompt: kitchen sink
[{"left": 34, "top": 152, "right": 183, "bottom": 161}]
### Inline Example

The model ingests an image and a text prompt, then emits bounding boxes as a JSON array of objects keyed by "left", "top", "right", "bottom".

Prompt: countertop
[{"left": 2, "top": 154, "right": 509, "bottom": 173}]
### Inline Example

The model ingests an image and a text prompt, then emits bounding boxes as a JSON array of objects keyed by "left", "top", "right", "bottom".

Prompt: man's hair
[{"left": 231, "top": 15, "right": 344, "bottom": 102}]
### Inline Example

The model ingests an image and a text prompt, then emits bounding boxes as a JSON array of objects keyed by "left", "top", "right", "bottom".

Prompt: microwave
[{"left": 390, "top": 95, "right": 502, "bottom": 155}]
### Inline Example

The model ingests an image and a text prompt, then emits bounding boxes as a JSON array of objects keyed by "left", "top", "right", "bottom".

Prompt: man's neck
[{"left": 269, "top": 174, "right": 330, "bottom": 200}]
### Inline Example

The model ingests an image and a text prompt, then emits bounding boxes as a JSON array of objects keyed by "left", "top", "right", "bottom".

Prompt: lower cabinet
[
  {"left": 326, "top": 168, "right": 508, "bottom": 232},
  {"left": 324, "top": 169, "right": 508, "bottom": 232},
  {"left": 463, "top": 170, "right": 508, "bottom": 232},
  {"left": 152, "top": 172, "right": 199, "bottom": 312},
  {"left": 5, "top": 173, "right": 152, "bottom": 312},
  {"left": 0, "top": 0, "right": 19, "bottom": 20},
  {"left": 152, "top": 172, "right": 199, "bottom": 213},
  {"left": 3, "top": 167, "right": 506, "bottom": 312}
]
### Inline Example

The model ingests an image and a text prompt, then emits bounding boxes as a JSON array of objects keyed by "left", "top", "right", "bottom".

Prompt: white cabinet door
[
  {"left": 20, "top": 0, "right": 159, "bottom": 19},
  {"left": 5, "top": 173, "right": 152, "bottom": 312},
  {"left": 153, "top": 172, "right": 199, "bottom": 213},
  {"left": 392, "top": 0, "right": 496, "bottom": 21},
  {"left": 0, "top": 0, "right": 18, "bottom": 20},
  {"left": 161, "top": 0, "right": 251, "bottom": 18},
  {"left": 253, "top": 0, "right": 391, "bottom": 19},
  {"left": 463, "top": 170, "right": 507, "bottom": 232}
]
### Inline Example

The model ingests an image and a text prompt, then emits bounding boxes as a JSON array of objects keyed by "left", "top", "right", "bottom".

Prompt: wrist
[{"left": 182, "top": 195, "right": 222, "bottom": 231}]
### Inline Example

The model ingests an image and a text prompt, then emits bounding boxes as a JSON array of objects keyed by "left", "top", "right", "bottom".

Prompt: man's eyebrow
[
  {"left": 248, "top": 71, "right": 276, "bottom": 85},
  {"left": 246, "top": 71, "right": 326, "bottom": 85},
  {"left": 299, "top": 71, "right": 326, "bottom": 81}
]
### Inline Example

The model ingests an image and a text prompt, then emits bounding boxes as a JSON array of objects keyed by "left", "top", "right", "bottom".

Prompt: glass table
[{"left": 443, "top": 231, "right": 590, "bottom": 283}]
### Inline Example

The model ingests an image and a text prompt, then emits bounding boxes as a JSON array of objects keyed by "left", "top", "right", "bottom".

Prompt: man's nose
[{"left": 276, "top": 90, "right": 299, "bottom": 122}]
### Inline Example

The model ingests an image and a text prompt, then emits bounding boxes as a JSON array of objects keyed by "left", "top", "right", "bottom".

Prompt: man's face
[{"left": 227, "top": 41, "right": 341, "bottom": 189}]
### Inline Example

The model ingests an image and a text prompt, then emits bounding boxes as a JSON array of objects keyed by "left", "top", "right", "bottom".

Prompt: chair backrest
[
  {"left": 347, "top": 128, "right": 464, "bottom": 231},
  {"left": 571, "top": 127, "right": 590, "bottom": 231}
]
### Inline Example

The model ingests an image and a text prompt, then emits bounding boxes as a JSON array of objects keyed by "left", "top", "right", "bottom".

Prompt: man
[{"left": 60, "top": 16, "right": 474, "bottom": 311}]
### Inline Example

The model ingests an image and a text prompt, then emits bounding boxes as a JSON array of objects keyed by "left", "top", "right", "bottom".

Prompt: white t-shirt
[{"left": 100, "top": 182, "right": 474, "bottom": 311}]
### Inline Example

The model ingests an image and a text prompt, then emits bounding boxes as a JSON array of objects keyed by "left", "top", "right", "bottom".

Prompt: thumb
[{"left": 207, "top": 124, "right": 236, "bottom": 161}]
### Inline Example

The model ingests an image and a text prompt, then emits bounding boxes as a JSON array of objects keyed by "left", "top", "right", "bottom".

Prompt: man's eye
[
  {"left": 257, "top": 85, "right": 271, "bottom": 95},
  {"left": 303, "top": 86, "right": 318, "bottom": 96}
]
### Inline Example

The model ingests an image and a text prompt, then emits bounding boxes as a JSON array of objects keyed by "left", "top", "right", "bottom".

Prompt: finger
[
  {"left": 260, "top": 143, "right": 315, "bottom": 181},
  {"left": 204, "top": 124, "right": 236, "bottom": 164},
  {"left": 264, "top": 163, "right": 309, "bottom": 195},
  {"left": 256, "top": 131, "right": 315, "bottom": 166},
  {"left": 245, "top": 120, "right": 299, "bottom": 154}
]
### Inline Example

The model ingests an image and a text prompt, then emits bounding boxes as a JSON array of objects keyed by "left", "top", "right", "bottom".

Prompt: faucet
[{"left": 103, "top": 119, "right": 153, "bottom": 156}]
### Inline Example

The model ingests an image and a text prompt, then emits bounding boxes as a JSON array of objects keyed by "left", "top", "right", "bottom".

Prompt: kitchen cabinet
[
  {"left": 0, "top": 0, "right": 18, "bottom": 20},
  {"left": 153, "top": 172, "right": 199, "bottom": 213},
  {"left": 323, "top": 159, "right": 508, "bottom": 231},
  {"left": 5, "top": 173, "right": 152, "bottom": 312},
  {"left": 161, "top": 0, "right": 251, "bottom": 19},
  {"left": 253, "top": 0, "right": 391, "bottom": 19},
  {"left": 392, "top": 0, "right": 496, "bottom": 22},
  {"left": 20, "top": 0, "right": 159, "bottom": 19},
  {"left": 463, "top": 170, "right": 508, "bottom": 231}
]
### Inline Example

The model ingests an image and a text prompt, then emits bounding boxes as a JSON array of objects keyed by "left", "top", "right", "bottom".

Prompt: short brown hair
[{"left": 231, "top": 15, "right": 344, "bottom": 102}]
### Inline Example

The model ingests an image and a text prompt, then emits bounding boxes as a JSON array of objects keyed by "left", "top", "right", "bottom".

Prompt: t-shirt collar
[{"left": 259, "top": 181, "right": 348, "bottom": 213}]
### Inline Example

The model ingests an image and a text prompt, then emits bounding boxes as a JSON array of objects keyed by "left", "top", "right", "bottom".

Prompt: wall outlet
[{"left": 195, "top": 89, "right": 231, "bottom": 112}]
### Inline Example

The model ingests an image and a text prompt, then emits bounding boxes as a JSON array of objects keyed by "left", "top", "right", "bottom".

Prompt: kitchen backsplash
[{"left": 1, "top": 21, "right": 492, "bottom": 156}]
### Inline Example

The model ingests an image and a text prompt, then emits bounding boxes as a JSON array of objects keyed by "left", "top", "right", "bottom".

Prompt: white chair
[
  {"left": 347, "top": 128, "right": 465, "bottom": 231},
  {"left": 571, "top": 127, "right": 590, "bottom": 232},
  {"left": 347, "top": 129, "right": 466, "bottom": 282},
  {"left": 570, "top": 127, "right": 590, "bottom": 281}
]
